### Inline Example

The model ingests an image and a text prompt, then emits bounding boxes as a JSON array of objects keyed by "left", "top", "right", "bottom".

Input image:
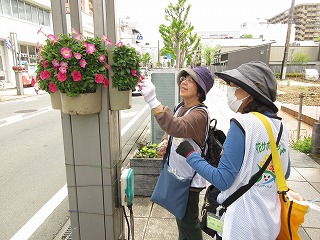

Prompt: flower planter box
[{"left": 130, "top": 157, "right": 162, "bottom": 196}]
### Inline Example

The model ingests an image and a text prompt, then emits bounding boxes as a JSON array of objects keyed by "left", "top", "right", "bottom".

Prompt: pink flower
[
  {"left": 47, "top": 34, "right": 58, "bottom": 45},
  {"left": 139, "top": 73, "right": 145, "bottom": 81},
  {"left": 49, "top": 82, "right": 57, "bottom": 92},
  {"left": 74, "top": 34, "right": 82, "bottom": 40},
  {"left": 131, "top": 69, "right": 137, "bottom": 77},
  {"left": 116, "top": 41, "right": 123, "bottom": 47},
  {"left": 60, "top": 62, "right": 68, "bottom": 67},
  {"left": 95, "top": 74, "right": 104, "bottom": 83},
  {"left": 105, "top": 63, "right": 110, "bottom": 70},
  {"left": 31, "top": 77, "right": 36, "bottom": 87},
  {"left": 74, "top": 52, "right": 82, "bottom": 59},
  {"left": 52, "top": 59, "right": 60, "bottom": 67},
  {"left": 86, "top": 44, "right": 96, "bottom": 54},
  {"left": 37, "top": 27, "right": 43, "bottom": 34},
  {"left": 57, "top": 72, "right": 67, "bottom": 82},
  {"left": 80, "top": 59, "right": 87, "bottom": 68},
  {"left": 102, "top": 35, "right": 112, "bottom": 45},
  {"left": 98, "top": 55, "right": 105, "bottom": 63},
  {"left": 40, "top": 70, "right": 51, "bottom": 80},
  {"left": 83, "top": 41, "right": 88, "bottom": 47},
  {"left": 42, "top": 60, "right": 49, "bottom": 68},
  {"left": 104, "top": 78, "right": 110, "bottom": 88},
  {"left": 60, "top": 47, "right": 72, "bottom": 58},
  {"left": 72, "top": 28, "right": 78, "bottom": 34},
  {"left": 71, "top": 70, "right": 82, "bottom": 82},
  {"left": 59, "top": 66, "right": 68, "bottom": 74}
]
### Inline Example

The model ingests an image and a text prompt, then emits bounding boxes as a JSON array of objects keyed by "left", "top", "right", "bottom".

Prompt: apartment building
[{"left": 267, "top": 3, "right": 320, "bottom": 41}]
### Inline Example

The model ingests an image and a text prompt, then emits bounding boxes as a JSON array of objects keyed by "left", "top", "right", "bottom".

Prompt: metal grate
[{"left": 61, "top": 225, "right": 72, "bottom": 240}]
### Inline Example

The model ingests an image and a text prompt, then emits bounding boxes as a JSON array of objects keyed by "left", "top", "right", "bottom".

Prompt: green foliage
[
  {"left": 241, "top": 34, "right": 253, "bottom": 38},
  {"left": 203, "top": 45, "right": 221, "bottom": 66},
  {"left": 111, "top": 43, "right": 141, "bottom": 91},
  {"left": 291, "top": 52, "right": 310, "bottom": 66},
  {"left": 141, "top": 52, "right": 151, "bottom": 67},
  {"left": 274, "top": 72, "right": 302, "bottom": 78},
  {"left": 291, "top": 136, "right": 312, "bottom": 154},
  {"left": 134, "top": 141, "right": 159, "bottom": 158},
  {"left": 159, "top": 0, "right": 200, "bottom": 68},
  {"left": 36, "top": 30, "right": 109, "bottom": 97}
]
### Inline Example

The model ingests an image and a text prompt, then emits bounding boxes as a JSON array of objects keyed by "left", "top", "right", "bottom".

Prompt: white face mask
[{"left": 227, "top": 86, "right": 250, "bottom": 112}]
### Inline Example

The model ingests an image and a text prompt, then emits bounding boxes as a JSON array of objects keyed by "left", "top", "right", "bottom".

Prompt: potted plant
[
  {"left": 34, "top": 28, "right": 111, "bottom": 114},
  {"left": 130, "top": 141, "right": 163, "bottom": 196},
  {"left": 109, "top": 41, "right": 143, "bottom": 110}
]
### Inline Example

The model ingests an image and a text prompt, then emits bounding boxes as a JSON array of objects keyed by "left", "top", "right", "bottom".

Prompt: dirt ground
[{"left": 277, "top": 77, "right": 320, "bottom": 106}]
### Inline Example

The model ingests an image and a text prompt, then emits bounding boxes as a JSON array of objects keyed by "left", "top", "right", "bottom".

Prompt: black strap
[
  {"left": 221, "top": 122, "right": 283, "bottom": 209},
  {"left": 162, "top": 101, "right": 202, "bottom": 180}
]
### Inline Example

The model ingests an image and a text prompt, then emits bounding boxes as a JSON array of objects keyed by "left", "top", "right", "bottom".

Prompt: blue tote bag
[{"left": 150, "top": 161, "right": 195, "bottom": 220}]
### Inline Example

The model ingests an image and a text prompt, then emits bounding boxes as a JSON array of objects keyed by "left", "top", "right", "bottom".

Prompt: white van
[{"left": 302, "top": 69, "right": 319, "bottom": 81}]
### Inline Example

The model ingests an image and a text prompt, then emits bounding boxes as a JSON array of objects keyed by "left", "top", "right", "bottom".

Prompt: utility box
[{"left": 151, "top": 69, "right": 179, "bottom": 144}]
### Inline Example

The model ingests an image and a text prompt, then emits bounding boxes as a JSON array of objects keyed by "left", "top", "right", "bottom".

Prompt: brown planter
[
  {"left": 130, "top": 157, "right": 162, "bottom": 196},
  {"left": 60, "top": 86, "right": 102, "bottom": 115}
]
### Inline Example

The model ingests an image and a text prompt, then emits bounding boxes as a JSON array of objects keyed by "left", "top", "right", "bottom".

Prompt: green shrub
[
  {"left": 291, "top": 136, "right": 312, "bottom": 153},
  {"left": 134, "top": 141, "right": 158, "bottom": 158}
]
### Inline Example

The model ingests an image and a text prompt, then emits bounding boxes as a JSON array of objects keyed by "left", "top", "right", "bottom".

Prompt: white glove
[{"left": 139, "top": 79, "right": 161, "bottom": 109}]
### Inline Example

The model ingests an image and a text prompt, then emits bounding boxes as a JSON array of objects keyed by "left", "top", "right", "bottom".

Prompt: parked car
[
  {"left": 132, "top": 84, "right": 141, "bottom": 96},
  {"left": 302, "top": 69, "right": 319, "bottom": 81}
]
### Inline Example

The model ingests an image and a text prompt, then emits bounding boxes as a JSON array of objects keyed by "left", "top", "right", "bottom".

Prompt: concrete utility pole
[
  {"left": 51, "top": 0, "right": 123, "bottom": 239},
  {"left": 280, "top": 0, "right": 295, "bottom": 80}
]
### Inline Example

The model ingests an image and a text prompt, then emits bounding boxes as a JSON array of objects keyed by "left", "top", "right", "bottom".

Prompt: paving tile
[
  {"left": 288, "top": 167, "right": 307, "bottom": 181},
  {"left": 144, "top": 218, "right": 178, "bottom": 240},
  {"left": 150, "top": 203, "right": 175, "bottom": 218},
  {"left": 295, "top": 168, "right": 320, "bottom": 182},
  {"left": 304, "top": 228, "right": 320, "bottom": 240}
]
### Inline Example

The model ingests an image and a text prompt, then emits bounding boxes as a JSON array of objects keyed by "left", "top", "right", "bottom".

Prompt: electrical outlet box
[{"left": 121, "top": 168, "right": 134, "bottom": 206}]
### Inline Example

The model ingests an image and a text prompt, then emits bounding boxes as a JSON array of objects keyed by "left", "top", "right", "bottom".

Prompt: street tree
[
  {"left": 203, "top": 45, "right": 221, "bottom": 66},
  {"left": 291, "top": 52, "right": 310, "bottom": 73},
  {"left": 141, "top": 52, "right": 151, "bottom": 67},
  {"left": 159, "top": 0, "right": 200, "bottom": 68}
]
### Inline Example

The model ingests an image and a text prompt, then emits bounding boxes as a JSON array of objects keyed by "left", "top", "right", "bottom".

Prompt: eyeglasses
[{"left": 179, "top": 76, "right": 195, "bottom": 84}]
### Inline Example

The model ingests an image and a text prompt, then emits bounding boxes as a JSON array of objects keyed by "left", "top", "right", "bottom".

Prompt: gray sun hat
[
  {"left": 214, "top": 61, "right": 278, "bottom": 112},
  {"left": 177, "top": 67, "right": 214, "bottom": 98}
]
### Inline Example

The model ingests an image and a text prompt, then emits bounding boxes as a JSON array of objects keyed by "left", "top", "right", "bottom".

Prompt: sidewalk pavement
[{"left": 1, "top": 85, "right": 320, "bottom": 239}]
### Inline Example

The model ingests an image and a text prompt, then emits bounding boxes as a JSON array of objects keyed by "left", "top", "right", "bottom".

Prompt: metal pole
[
  {"left": 296, "top": 93, "right": 304, "bottom": 141},
  {"left": 9, "top": 32, "right": 24, "bottom": 95},
  {"left": 280, "top": 0, "right": 295, "bottom": 80}
]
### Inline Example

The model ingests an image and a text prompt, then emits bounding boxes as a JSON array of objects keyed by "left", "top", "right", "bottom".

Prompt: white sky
[{"left": 116, "top": 0, "right": 319, "bottom": 44}]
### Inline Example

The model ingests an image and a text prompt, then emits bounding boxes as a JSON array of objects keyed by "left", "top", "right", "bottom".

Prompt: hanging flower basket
[
  {"left": 60, "top": 86, "right": 102, "bottom": 115},
  {"left": 50, "top": 91, "right": 62, "bottom": 110}
]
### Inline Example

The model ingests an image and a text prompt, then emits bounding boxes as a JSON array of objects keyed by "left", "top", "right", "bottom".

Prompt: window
[
  {"left": 18, "top": 1, "right": 26, "bottom": 20},
  {"left": 43, "top": 10, "right": 50, "bottom": 26},
  {"left": 25, "top": 3, "right": 31, "bottom": 21},
  {"left": 1, "top": 0, "right": 11, "bottom": 16},
  {"left": 38, "top": 8, "right": 44, "bottom": 25},
  {"left": 31, "top": 5, "right": 38, "bottom": 24},
  {"left": 11, "top": 0, "right": 18, "bottom": 18}
]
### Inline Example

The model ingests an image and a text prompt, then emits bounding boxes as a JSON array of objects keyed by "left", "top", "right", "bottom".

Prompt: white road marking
[
  {"left": 121, "top": 105, "right": 149, "bottom": 136},
  {"left": 10, "top": 104, "right": 149, "bottom": 239},
  {"left": 0, "top": 107, "right": 52, "bottom": 128},
  {"left": 121, "top": 111, "right": 138, "bottom": 119},
  {"left": 10, "top": 184, "right": 68, "bottom": 240}
]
